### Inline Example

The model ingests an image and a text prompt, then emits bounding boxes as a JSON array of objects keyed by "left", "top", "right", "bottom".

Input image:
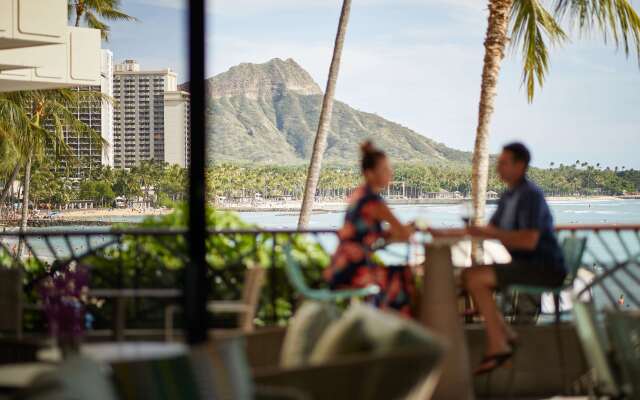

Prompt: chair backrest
[
  {"left": 241, "top": 267, "right": 266, "bottom": 304},
  {"left": 561, "top": 236, "right": 587, "bottom": 284},
  {"left": 201, "top": 336, "right": 255, "bottom": 400},
  {"left": 283, "top": 247, "right": 313, "bottom": 296},
  {"left": 572, "top": 299, "right": 620, "bottom": 397},
  {"left": 283, "top": 245, "right": 379, "bottom": 303},
  {"left": 0, "top": 267, "right": 23, "bottom": 337},
  {"left": 238, "top": 267, "right": 265, "bottom": 331},
  {"left": 605, "top": 310, "right": 640, "bottom": 399}
]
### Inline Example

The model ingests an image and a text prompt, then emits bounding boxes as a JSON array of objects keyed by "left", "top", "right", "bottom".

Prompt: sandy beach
[
  {"left": 55, "top": 207, "right": 173, "bottom": 220},
  {"left": 48, "top": 195, "right": 625, "bottom": 220}
]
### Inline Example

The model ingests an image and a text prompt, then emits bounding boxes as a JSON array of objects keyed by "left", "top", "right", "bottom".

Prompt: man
[{"left": 432, "top": 142, "right": 565, "bottom": 375}]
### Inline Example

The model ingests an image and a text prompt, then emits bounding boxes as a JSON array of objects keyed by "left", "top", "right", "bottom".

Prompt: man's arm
[{"left": 468, "top": 224, "right": 540, "bottom": 251}]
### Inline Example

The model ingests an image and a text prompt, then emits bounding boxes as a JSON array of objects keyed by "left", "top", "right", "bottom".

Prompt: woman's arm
[
  {"left": 375, "top": 202, "right": 415, "bottom": 242},
  {"left": 428, "top": 227, "right": 469, "bottom": 238}
]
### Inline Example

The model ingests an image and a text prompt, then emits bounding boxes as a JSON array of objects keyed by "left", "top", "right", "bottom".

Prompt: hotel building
[{"left": 113, "top": 60, "right": 190, "bottom": 169}]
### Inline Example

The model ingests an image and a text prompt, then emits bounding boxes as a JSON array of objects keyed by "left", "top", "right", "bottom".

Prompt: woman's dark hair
[
  {"left": 503, "top": 142, "right": 531, "bottom": 168},
  {"left": 360, "top": 141, "right": 386, "bottom": 171}
]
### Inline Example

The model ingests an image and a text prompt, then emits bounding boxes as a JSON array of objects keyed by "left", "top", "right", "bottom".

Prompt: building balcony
[
  {"left": 0, "top": 0, "right": 67, "bottom": 52},
  {"left": 0, "top": 25, "right": 101, "bottom": 92}
]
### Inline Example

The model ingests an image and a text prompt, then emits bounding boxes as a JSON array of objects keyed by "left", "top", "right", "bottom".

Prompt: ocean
[{"left": 238, "top": 199, "right": 640, "bottom": 229}]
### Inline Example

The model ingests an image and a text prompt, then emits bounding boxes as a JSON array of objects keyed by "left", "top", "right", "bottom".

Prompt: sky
[{"left": 107, "top": 0, "right": 640, "bottom": 169}]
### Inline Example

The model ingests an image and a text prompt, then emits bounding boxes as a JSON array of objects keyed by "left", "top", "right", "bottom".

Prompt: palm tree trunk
[
  {"left": 75, "top": 2, "right": 83, "bottom": 27},
  {"left": 17, "top": 152, "right": 32, "bottom": 257},
  {"left": 297, "top": 0, "right": 351, "bottom": 229},
  {"left": 471, "top": 0, "right": 513, "bottom": 260},
  {"left": 0, "top": 163, "right": 20, "bottom": 206}
]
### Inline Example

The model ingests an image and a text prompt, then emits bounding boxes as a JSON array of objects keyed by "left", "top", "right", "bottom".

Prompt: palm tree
[
  {"left": 0, "top": 141, "right": 21, "bottom": 208},
  {"left": 68, "top": 0, "right": 137, "bottom": 40},
  {"left": 298, "top": 0, "right": 352, "bottom": 229},
  {"left": 0, "top": 89, "right": 103, "bottom": 254},
  {"left": 0, "top": 97, "right": 30, "bottom": 209},
  {"left": 471, "top": 0, "right": 640, "bottom": 229}
]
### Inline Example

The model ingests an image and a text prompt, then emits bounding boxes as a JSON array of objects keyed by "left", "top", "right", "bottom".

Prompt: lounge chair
[
  {"left": 164, "top": 267, "right": 266, "bottom": 341},
  {"left": 283, "top": 245, "right": 379, "bottom": 302}
]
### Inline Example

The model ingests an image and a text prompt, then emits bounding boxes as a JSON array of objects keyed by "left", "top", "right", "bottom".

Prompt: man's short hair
[{"left": 503, "top": 142, "right": 531, "bottom": 167}]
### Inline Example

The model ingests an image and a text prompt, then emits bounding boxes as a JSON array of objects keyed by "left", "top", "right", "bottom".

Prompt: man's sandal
[{"left": 474, "top": 351, "right": 515, "bottom": 376}]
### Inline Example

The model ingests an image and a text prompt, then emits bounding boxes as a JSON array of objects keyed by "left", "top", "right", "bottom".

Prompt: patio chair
[
  {"left": 164, "top": 267, "right": 265, "bottom": 341},
  {"left": 283, "top": 245, "right": 379, "bottom": 302},
  {"left": 254, "top": 347, "right": 442, "bottom": 400},
  {"left": 604, "top": 310, "right": 640, "bottom": 399},
  {"left": 505, "top": 237, "right": 587, "bottom": 392},
  {"left": 572, "top": 299, "right": 621, "bottom": 398},
  {"left": 509, "top": 236, "right": 588, "bottom": 324},
  {"left": 249, "top": 303, "right": 445, "bottom": 400},
  {"left": 0, "top": 267, "right": 23, "bottom": 340}
]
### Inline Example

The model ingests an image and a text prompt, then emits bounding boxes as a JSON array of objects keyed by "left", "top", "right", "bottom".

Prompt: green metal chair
[
  {"left": 507, "top": 237, "right": 587, "bottom": 393},
  {"left": 573, "top": 299, "right": 621, "bottom": 398},
  {"left": 283, "top": 244, "right": 380, "bottom": 302},
  {"left": 509, "top": 236, "right": 588, "bottom": 324}
]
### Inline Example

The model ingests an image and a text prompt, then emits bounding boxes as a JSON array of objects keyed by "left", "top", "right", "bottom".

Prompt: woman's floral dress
[{"left": 324, "top": 185, "right": 416, "bottom": 317}]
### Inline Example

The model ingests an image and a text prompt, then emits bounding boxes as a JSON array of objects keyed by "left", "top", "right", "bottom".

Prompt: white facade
[
  {"left": 0, "top": 0, "right": 67, "bottom": 50},
  {"left": 101, "top": 50, "right": 114, "bottom": 167},
  {"left": 164, "top": 91, "right": 190, "bottom": 168},
  {"left": 113, "top": 60, "right": 189, "bottom": 168},
  {"left": 0, "top": 0, "right": 101, "bottom": 92}
]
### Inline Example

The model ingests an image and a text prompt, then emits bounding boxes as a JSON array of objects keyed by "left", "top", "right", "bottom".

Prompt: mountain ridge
[{"left": 193, "top": 58, "right": 472, "bottom": 165}]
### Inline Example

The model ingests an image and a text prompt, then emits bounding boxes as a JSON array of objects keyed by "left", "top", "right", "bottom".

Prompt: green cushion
[
  {"left": 111, "top": 355, "right": 201, "bottom": 400},
  {"left": 26, "top": 356, "right": 119, "bottom": 400},
  {"left": 280, "top": 301, "right": 341, "bottom": 368},
  {"left": 309, "top": 304, "right": 443, "bottom": 365}
]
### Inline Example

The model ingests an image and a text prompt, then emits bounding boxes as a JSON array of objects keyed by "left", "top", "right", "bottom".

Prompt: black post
[{"left": 185, "top": 0, "right": 208, "bottom": 344}]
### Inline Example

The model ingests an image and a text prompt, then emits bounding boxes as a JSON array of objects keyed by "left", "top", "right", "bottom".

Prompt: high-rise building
[
  {"left": 113, "top": 60, "right": 190, "bottom": 169},
  {"left": 51, "top": 49, "right": 114, "bottom": 177},
  {"left": 164, "top": 90, "right": 190, "bottom": 167}
]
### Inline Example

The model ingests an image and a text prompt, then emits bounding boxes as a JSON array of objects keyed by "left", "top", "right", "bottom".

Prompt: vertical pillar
[
  {"left": 185, "top": 0, "right": 208, "bottom": 345},
  {"left": 420, "top": 242, "right": 474, "bottom": 399}
]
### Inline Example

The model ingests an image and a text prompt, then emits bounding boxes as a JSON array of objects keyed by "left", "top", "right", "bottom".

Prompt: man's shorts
[{"left": 493, "top": 259, "right": 566, "bottom": 289}]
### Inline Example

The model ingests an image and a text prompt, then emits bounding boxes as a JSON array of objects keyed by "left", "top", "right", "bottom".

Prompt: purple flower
[{"left": 39, "top": 262, "right": 91, "bottom": 341}]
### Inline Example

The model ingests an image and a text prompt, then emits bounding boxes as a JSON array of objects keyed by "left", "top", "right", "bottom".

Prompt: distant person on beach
[
  {"left": 430, "top": 142, "right": 566, "bottom": 375},
  {"left": 324, "top": 141, "right": 417, "bottom": 317}
]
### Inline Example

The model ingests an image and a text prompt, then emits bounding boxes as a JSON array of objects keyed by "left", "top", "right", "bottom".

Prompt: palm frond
[
  {"left": 72, "top": 0, "right": 137, "bottom": 41},
  {"left": 84, "top": 11, "right": 110, "bottom": 40},
  {"left": 511, "top": 0, "right": 568, "bottom": 101},
  {"left": 554, "top": 0, "right": 640, "bottom": 64}
]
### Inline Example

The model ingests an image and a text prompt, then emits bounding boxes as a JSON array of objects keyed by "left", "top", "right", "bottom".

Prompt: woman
[{"left": 324, "top": 141, "right": 416, "bottom": 316}]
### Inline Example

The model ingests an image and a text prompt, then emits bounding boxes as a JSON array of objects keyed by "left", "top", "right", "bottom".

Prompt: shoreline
[{"left": 0, "top": 195, "right": 630, "bottom": 227}]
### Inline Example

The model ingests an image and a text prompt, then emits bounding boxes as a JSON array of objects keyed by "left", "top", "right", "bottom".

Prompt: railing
[
  {"left": 0, "top": 224, "right": 638, "bottom": 338},
  {"left": 556, "top": 224, "right": 640, "bottom": 311},
  {"left": 0, "top": 228, "right": 347, "bottom": 337}
]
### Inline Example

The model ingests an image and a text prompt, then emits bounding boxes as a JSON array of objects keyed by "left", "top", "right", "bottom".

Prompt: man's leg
[{"left": 462, "top": 266, "right": 512, "bottom": 356}]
